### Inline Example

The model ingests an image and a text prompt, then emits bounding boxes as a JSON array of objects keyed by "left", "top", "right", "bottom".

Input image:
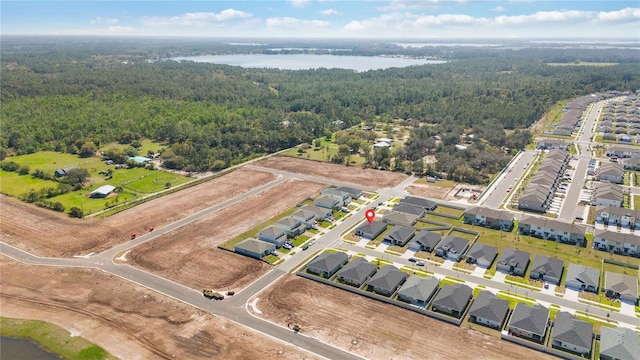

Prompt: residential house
[
  {"left": 599, "top": 326, "right": 640, "bottom": 360},
  {"left": 595, "top": 206, "right": 640, "bottom": 229},
  {"left": 392, "top": 203, "right": 426, "bottom": 217},
  {"left": 290, "top": 208, "right": 317, "bottom": 229},
  {"left": 621, "top": 158, "right": 640, "bottom": 171},
  {"left": 314, "top": 195, "right": 339, "bottom": 209},
  {"left": 565, "top": 263, "right": 600, "bottom": 293},
  {"left": 234, "top": 238, "right": 275, "bottom": 259},
  {"left": 468, "top": 290, "right": 509, "bottom": 330},
  {"left": 465, "top": 243, "right": 498, "bottom": 268},
  {"left": 592, "top": 182, "right": 624, "bottom": 207},
  {"left": 518, "top": 215, "right": 587, "bottom": 245},
  {"left": 334, "top": 186, "right": 363, "bottom": 199},
  {"left": 518, "top": 185, "right": 552, "bottom": 213},
  {"left": 606, "top": 145, "right": 640, "bottom": 159},
  {"left": 434, "top": 235, "right": 470, "bottom": 262},
  {"left": 337, "top": 258, "right": 378, "bottom": 288},
  {"left": 383, "top": 225, "right": 415, "bottom": 246},
  {"left": 604, "top": 271, "right": 639, "bottom": 304},
  {"left": 366, "top": 265, "right": 407, "bottom": 296},
  {"left": 536, "top": 138, "right": 569, "bottom": 150},
  {"left": 382, "top": 211, "right": 419, "bottom": 227},
  {"left": 463, "top": 207, "right": 514, "bottom": 231},
  {"left": 431, "top": 283, "right": 473, "bottom": 318},
  {"left": 258, "top": 225, "right": 288, "bottom": 248},
  {"left": 551, "top": 312, "right": 593, "bottom": 356},
  {"left": 397, "top": 276, "right": 439, "bottom": 306},
  {"left": 496, "top": 248, "right": 530, "bottom": 276},
  {"left": 597, "top": 163, "right": 625, "bottom": 184},
  {"left": 593, "top": 229, "right": 640, "bottom": 256},
  {"left": 529, "top": 255, "right": 564, "bottom": 285},
  {"left": 300, "top": 205, "right": 332, "bottom": 221},
  {"left": 54, "top": 165, "right": 79, "bottom": 177},
  {"left": 354, "top": 221, "right": 387, "bottom": 240},
  {"left": 508, "top": 303, "right": 550, "bottom": 343},
  {"left": 408, "top": 230, "right": 442, "bottom": 252},
  {"left": 518, "top": 150, "right": 569, "bottom": 213},
  {"left": 275, "top": 217, "right": 306, "bottom": 237},
  {"left": 306, "top": 251, "right": 349, "bottom": 278},
  {"left": 399, "top": 196, "right": 437, "bottom": 211},
  {"left": 321, "top": 188, "right": 351, "bottom": 206}
]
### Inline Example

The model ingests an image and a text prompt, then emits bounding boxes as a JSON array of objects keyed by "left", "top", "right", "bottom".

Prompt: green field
[
  {"left": 280, "top": 140, "right": 366, "bottom": 166},
  {"left": 0, "top": 150, "right": 190, "bottom": 216},
  {"left": 0, "top": 317, "right": 117, "bottom": 360}
]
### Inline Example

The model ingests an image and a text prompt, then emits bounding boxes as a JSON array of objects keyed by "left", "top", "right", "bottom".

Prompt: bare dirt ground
[
  {"left": 256, "top": 156, "right": 408, "bottom": 188},
  {"left": 0, "top": 168, "right": 276, "bottom": 257},
  {"left": 127, "top": 179, "right": 327, "bottom": 291},
  {"left": 0, "top": 256, "right": 318, "bottom": 360},
  {"left": 253, "top": 275, "right": 557, "bottom": 360},
  {"left": 406, "top": 184, "right": 452, "bottom": 200}
]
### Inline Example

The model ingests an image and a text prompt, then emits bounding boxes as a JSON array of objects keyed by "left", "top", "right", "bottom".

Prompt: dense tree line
[{"left": 1, "top": 37, "right": 639, "bottom": 175}]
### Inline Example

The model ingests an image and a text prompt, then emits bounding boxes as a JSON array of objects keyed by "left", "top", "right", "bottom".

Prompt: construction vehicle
[{"left": 203, "top": 289, "right": 224, "bottom": 300}]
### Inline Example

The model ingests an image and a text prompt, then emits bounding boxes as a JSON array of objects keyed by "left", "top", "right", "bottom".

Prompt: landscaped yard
[
  {"left": 431, "top": 205, "right": 464, "bottom": 218},
  {"left": 578, "top": 291, "right": 620, "bottom": 309}
]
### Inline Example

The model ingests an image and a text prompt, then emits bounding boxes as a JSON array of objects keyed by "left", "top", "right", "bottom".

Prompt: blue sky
[{"left": 2, "top": 1, "right": 639, "bottom": 39}]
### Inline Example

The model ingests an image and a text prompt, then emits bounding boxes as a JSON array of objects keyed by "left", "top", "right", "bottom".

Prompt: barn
[{"left": 90, "top": 185, "right": 116, "bottom": 198}]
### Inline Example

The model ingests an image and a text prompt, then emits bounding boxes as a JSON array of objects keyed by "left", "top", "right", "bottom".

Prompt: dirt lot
[
  {"left": 0, "top": 256, "right": 317, "bottom": 360},
  {"left": 127, "top": 179, "right": 327, "bottom": 291},
  {"left": 256, "top": 156, "right": 408, "bottom": 188},
  {"left": 253, "top": 275, "right": 557, "bottom": 360},
  {"left": 0, "top": 168, "right": 276, "bottom": 257},
  {"left": 406, "top": 184, "right": 452, "bottom": 200}
]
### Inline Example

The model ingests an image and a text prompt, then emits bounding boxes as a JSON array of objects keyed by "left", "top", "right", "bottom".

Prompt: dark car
[
  {"left": 408, "top": 258, "right": 417, "bottom": 263},
  {"left": 302, "top": 245, "right": 309, "bottom": 250}
]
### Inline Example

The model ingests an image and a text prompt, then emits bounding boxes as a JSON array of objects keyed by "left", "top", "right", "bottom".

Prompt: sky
[{"left": 2, "top": 1, "right": 640, "bottom": 39}]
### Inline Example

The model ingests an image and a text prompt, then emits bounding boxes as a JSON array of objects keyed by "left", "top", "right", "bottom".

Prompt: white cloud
[
  {"left": 494, "top": 10, "right": 593, "bottom": 25},
  {"left": 320, "top": 9, "right": 340, "bottom": 16},
  {"left": 141, "top": 9, "right": 253, "bottom": 27},
  {"left": 491, "top": 6, "right": 507, "bottom": 12},
  {"left": 597, "top": 7, "right": 640, "bottom": 22},
  {"left": 267, "top": 17, "right": 330, "bottom": 29},
  {"left": 378, "top": 0, "right": 441, "bottom": 12},
  {"left": 290, "top": 0, "right": 310, "bottom": 8},
  {"left": 89, "top": 17, "right": 119, "bottom": 25},
  {"left": 62, "top": 25, "right": 136, "bottom": 36}
]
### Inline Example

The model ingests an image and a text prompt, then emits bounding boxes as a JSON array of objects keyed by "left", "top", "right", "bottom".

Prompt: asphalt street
[{"left": 481, "top": 150, "right": 536, "bottom": 209}]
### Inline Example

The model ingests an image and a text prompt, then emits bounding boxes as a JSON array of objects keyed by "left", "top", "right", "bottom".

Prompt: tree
[
  {"left": 52, "top": 202, "right": 65, "bottom": 212},
  {"left": 105, "top": 147, "right": 127, "bottom": 164},
  {"left": 412, "top": 159, "right": 425, "bottom": 175},
  {"left": 79, "top": 142, "right": 97, "bottom": 158},
  {"left": 68, "top": 206, "right": 84, "bottom": 218},
  {"left": 314, "top": 139, "right": 322, "bottom": 148},
  {"left": 18, "top": 165, "right": 30, "bottom": 175},
  {"left": 60, "top": 167, "right": 90, "bottom": 186}
]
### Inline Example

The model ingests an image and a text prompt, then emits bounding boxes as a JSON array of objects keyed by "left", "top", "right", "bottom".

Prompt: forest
[{"left": 2, "top": 36, "right": 640, "bottom": 182}]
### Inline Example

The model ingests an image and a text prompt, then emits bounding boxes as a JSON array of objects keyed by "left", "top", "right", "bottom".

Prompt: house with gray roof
[
  {"left": 258, "top": 225, "right": 288, "bottom": 248},
  {"left": 595, "top": 205, "right": 640, "bottom": 229},
  {"left": 565, "top": 263, "right": 600, "bottom": 293},
  {"left": 537, "top": 138, "right": 569, "bottom": 150},
  {"left": 468, "top": 290, "right": 509, "bottom": 330},
  {"left": 529, "top": 255, "right": 564, "bottom": 285},
  {"left": 408, "top": 230, "right": 442, "bottom": 252},
  {"left": 291, "top": 208, "right": 317, "bottom": 228},
  {"left": 551, "top": 312, "right": 593, "bottom": 356},
  {"left": 392, "top": 203, "right": 426, "bottom": 217},
  {"left": 299, "top": 205, "right": 332, "bottom": 220},
  {"left": 54, "top": 165, "right": 79, "bottom": 178},
  {"left": 496, "top": 248, "right": 530, "bottom": 277},
  {"left": 597, "top": 162, "right": 625, "bottom": 184},
  {"left": 593, "top": 229, "right": 640, "bottom": 257},
  {"left": 431, "top": 283, "right": 472, "bottom": 318},
  {"left": 354, "top": 221, "right": 387, "bottom": 240},
  {"left": 235, "top": 238, "right": 276, "bottom": 259},
  {"left": 606, "top": 145, "right": 640, "bottom": 159},
  {"left": 397, "top": 276, "right": 439, "bottom": 306},
  {"left": 465, "top": 243, "right": 498, "bottom": 268},
  {"left": 518, "top": 215, "right": 587, "bottom": 245},
  {"left": 508, "top": 303, "right": 549, "bottom": 343},
  {"left": 399, "top": 196, "right": 437, "bottom": 211},
  {"left": 621, "top": 157, "right": 640, "bottom": 171},
  {"left": 337, "top": 258, "right": 377, "bottom": 288},
  {"left": 435, "top": 235, "right": 470, "bottom": 261},
  {"left": 314, "top": 195, "right": 340, "bottom": 209},
  {"left": 384, "top": 225, "right": 415, "bottom": 246},
  {"left": 604, "top": 271, "right": 639, "bottom": 304},
  {"left": 306, "top": 251, "right": 349, "bottom": 279},
  {"left": 382, "top": 211, "right": 419, "bottom": 227},
  {"left": 600, "top": 326, "right": 640, "bottom": 360},
  {"left": 275, "top": 216, "right": 306, "bottom": 237},
  {"left": 463, "top": 207, "right": 514, "bottom": 231},
  {"left": 321, "top": 188, "right": 351, "bottom": 206},
  {"left": 334, "top": 186, "right": 363, "bottom": 199},
  {"left": 366, "top": 265, "right": 407, "bottom": 297},
  {"left": 592, "top": 182, "right": 624, "bottom": 208}
]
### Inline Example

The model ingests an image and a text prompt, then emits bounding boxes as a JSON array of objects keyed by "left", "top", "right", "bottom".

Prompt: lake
[
  {"left": 169, "top": 54, "right": 446, "bottom": 72},
  {"left": 0, "top": 337, "right": 61, "bottom": 360}
]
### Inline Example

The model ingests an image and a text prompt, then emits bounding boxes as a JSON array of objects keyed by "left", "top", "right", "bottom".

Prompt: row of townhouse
[
  {"left": 517, "top": 214, "right": 587, "bottom": 246},
  {"left": 518, "top": 149, "right": 570, "bottom": 213},
  {"left": 606, "top": 144, "right": 640, "bottom": 159},
  {"left": 597, "top": 162, "right": 625, "bottom": 184},
  {"left": 463, "top": 207, "right": 514, "bottom": 231},
  {"left": 592, "top": 182, "right": 624, "bottom": 207},
  {"left": 593, "top": 228, "right": 640, "bottom": 257},
  {"left": 595, "top": 205, "right": 640, "bottom": 229}
]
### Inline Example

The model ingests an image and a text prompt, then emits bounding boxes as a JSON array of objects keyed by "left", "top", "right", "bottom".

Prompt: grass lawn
[
  {"left": 578, "top": 291, "right": 620, "bottom": 309},
  {"left": 292, "top": 235, "right": 310, "bottom": 247},
  {"left": 413, "top": 178, "right": 456, "bottom": 188},
  {"left": 432, "top": 205, "right": 464, "bottom": 218},
  {"left": 0, "top": 317, "right": 116, "bottom": 360},
  {"left": 387, "top": 243, "right": 409, "bottom": 254},
  {"left": 99, "top": 139, "right": 164, "bottom": 157},
  {"left": 277, "top": 247, "right": 291, "bottom": 254},
  {"left": 573, "top": 312, "right": 618, "bottom": 334},
  {"left": 505, "top": 275, "right": 543, "bottom": 289},
  {"left": 263, "top": 254, "right": 280, "bottom": 264},
  {"left": 448, "top": 229, "right": 478, "bottom": 241},
  {"left": 280, "top": 143, "right": 366, "bottom": 166}
]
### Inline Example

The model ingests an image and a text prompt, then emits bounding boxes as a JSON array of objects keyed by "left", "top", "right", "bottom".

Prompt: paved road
[{"left": 481, "top": 150, "right": 537, "bottom": 209}]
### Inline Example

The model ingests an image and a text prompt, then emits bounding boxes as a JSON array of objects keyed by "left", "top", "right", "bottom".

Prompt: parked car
[
  {"left": 408, "top": 258, "right": 417, "bottom": 263},
  {"left": 416, "top": 261, "right": 425, "bottom": 267},
  {"left": 302, "top": 245, "right": 309, "bottom": 251},
  {"left": 309, "top": 241, "right": 315, "bottom": 246}
]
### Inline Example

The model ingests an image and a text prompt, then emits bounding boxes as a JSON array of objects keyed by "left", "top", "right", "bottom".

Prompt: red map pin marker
[{"left": 365, "top": 209, "right": 375, "bottom": 224}]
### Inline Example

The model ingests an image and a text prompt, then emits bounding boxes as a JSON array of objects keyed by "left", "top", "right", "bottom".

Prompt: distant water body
[
  {"left": 0, "top": 337, "right": 61, "bottom": 360},
  {"left": 169, "top": 54, "right": 446, "bottom": 72}
]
